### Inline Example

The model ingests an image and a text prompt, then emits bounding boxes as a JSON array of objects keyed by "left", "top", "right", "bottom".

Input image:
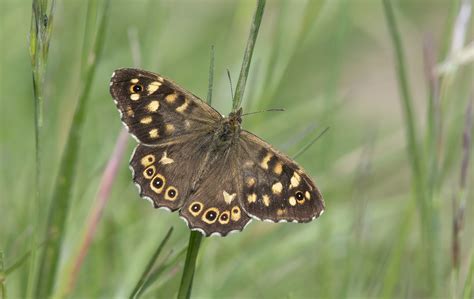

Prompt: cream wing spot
[
  {"left": 305, "top": 191, "right": 311, "bottom": 200},
  {"left": 262, "top": 195, "right": 271, "bottom": 207},
  {"left": 140, "top": 116, "right": 152, "bottom": 124},
  {"left": 130, "top": 78, "right": 139, "bottom": 84},
  {"left": 176, "top": 99, "right": 189, "bottom": 113},
  {"left": 290, "top": 172, "right": 301, "bottom": 189},
  {"left": 159, "top": 151, "right": 174, "bottom": 164},
  {"left": 288, "top": 197, "right": 297, "bottom": 206},
  {"left": 271, "top": 182, "right": 283, "bottom": 194},
  {"left": 247, "top": 193, "right": 257, "bottom": 203},
  {"left": 260, "top": 152, "right": 273, "bottom": 170},
  {"left": 125, "top": 106, "right": 134, "bottom": 117},
  {"left": 165, "top": 124, "right": 175, "bottom": 134},
  {"left": 130, "top": 94, "right": 140, "bottom": 101},
  {"left": 165, "top": 93, "right": 177, "bottom": 103},
  {"left": 223, "top": 191, "right": 236, "bottom": 204},
  {"left": 147, "top": 81, "right": 161, "bottom": 94},
  {"left": 147, "top": 100, "right": 159, "bottom": 112},
  {"left": 149, "top": 129, "right": 159, "bottom": 138},
  {"left": 246, "top": 177, "right": 256, "bottom": 187},
  {"left": 273, "top": 162, "right": 283, "bottom": 175}
]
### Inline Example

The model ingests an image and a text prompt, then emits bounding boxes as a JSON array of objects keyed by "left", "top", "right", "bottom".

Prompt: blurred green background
[{"left": 1, "top": 0, "right": 473, "bottom": 298}]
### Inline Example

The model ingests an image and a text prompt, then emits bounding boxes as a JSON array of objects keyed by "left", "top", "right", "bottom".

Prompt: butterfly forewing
[
  {"left": 237, "top": 131, "right": 325, "bottom": 223},
  {"left": 110, "top": 68, "right": 221, "bottom": 145}
]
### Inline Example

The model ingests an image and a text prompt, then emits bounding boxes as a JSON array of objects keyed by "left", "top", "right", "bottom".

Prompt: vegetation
[{"left": 0, "top": 0, "right": 472, "bottom": 298}]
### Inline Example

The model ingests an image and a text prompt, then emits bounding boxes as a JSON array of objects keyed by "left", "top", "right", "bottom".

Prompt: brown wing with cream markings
[
  {"left": 178, "top": 147, "right": 252, "bottom": 237},
  {"left": 129, "top": 140, "right": 213, "bottom": 211},
  {"left": 110, "top": 68, "right": 221, "bottom": 145},
  {"left": 237, "top": 131, "right": 325, "bottom": 223}
]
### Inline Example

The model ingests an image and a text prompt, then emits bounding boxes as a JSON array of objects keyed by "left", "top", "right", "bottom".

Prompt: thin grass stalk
[
  {"left": 207, "top": 45, "right": 215, "bottom": 106},
  {"left": 0, "top": 251, "right": 4, "bottom": 299},
  {"left": 423, "top": 35, "right": 441, "bottom": 199},
  {"left": 382, "top": 0, "right": 437, "bottom": 294},
  {"left": 232, "top": 0, "right": 266, "bottom": 111},
  {"left": 292, "top": 127, "right": 329, "bottom": 159},
  {"left": 176, "top": 44, "right": 216, "bottom": 299},
  {"left": 35, "top": 1, "right": 110, "bottom": 297},
  {"left": 144, "top": 247, "right": 187, "bottom": 295},
  {"left": 463, "top": 249, "right": 474, "bottom": 299},
  {"left": 130, "top": 228, "right": 174, "bottom": 299},
  {"left": 177, "top": 232, "right": 203, "bottom": 299},
  {"left": 27, "top": 0, "right": 55, "bottom": 296},
  {"left": 178, "top": 2, "right": 265, "bottom": 295},
  {"left": 381, "top": 0, "right": 425, "bottom": 212},
  {"left": 451, "top": 99, "right": 472, "bottom": 298}
]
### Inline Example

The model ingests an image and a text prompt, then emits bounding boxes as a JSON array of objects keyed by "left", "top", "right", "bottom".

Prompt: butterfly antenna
[
  {"left": 241, "top": 108, "right": 285, "bottom": 117},
  {"left": 226, "top": 69, "right": 234, "bottom": 101}
]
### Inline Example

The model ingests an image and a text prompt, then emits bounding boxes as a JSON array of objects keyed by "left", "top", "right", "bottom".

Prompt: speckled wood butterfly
[{"left": 110, "top": 68, "right": 325, "bottom": 236}]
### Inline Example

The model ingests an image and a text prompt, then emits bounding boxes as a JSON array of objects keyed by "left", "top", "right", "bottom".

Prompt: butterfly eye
[
  {"left": 143, "top": 166, "right": 156, "bottom": 179},
  {"left": 295, "top": 191, "right": 305, "bottom": 203},
  {"left": 231, "top": 206, "right": 241, "bottom": 221},
  {"left": 150, "top": 174, "right": 166, "bottom": 194},
  {"left": 218, "top": 211, "right": 230, "bottom": 224},
  {"left": 202, "top": 208, "right": 219, "bottom": 224},
  {"left": 130, "top": 84, "right": 143, "bottom": 93},
  {"left": 164, "top": 186, "right": 178, "bottom": 201},
  {"left": 189, "top": 202, "right": 203, "bottom": 216}
]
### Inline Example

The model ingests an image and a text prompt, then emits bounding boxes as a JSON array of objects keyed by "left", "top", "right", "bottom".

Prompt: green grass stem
[
  {"left": 176, "top": 42, "right": 218, "bottom": 299},
  {"left": 232, "top": 0, "right": 266, "bottom": 111},
  {"left": 35, "top": 1, "right": 110, "bottom": 297},
  {"left": 27, "top": 0, "right": 55, "bottom": 296},
  {"left": 177, "top": 232, "right": 203, "bottom": 299},
  {"left": 178, "top": 2, "right": 266, "bottom": 296},
  {"left": 382, "top": 0, "right": 438, "bottom": 293},
  {"left": 130, "top": 228, "right": 173, "bottom": 299}
]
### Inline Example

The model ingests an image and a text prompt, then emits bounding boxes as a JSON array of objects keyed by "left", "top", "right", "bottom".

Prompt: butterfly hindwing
[
  {"left": 238, "top": 131, "right": 325, "bottom": 223},
  {"left": 129, "top": 140, "right": 213, "bottom": 211},
  {"left": 110, "top": 68, "right": 221, "bottom": 145},
  {"left": 179, "top": 148, "right": 252, "bottom": 236}
]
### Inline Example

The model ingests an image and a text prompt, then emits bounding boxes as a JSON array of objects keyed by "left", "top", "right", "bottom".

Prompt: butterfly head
[{"left": 215, "top": 108, "right": 243, "bottom": 146}]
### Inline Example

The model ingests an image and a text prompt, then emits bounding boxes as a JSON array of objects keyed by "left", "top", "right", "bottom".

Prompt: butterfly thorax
[{"left": 214, "top": 108, "right": 243, "bottom": 148}]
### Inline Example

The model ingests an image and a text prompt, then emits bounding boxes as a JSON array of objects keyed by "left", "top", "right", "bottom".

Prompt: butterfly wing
[
  {"left": 130, "top": 140, "right": 214, "bottom": 211},
  {"left": 237, "top": 130, "right": 325, "bottom": 222},
  {"left": 178, "top": 147, "right": 252, "bottom": 237},
  {"left": 110, "top": 68, "right": 222, "bottom": 146}
]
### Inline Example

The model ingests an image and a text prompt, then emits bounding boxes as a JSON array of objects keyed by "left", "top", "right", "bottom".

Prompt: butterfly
[{"left": 109, "top": 68, "right": 325, "bottom": 237}]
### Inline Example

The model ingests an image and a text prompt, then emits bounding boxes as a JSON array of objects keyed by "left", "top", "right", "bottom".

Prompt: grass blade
[
  {"left": 178, "top": 2, "right": 266, "bottom": 297},
  {"left": 27, "top": 0, "right": 55, "bottom": 296},
  {"left": 207, "top": 45, "right": 215, "bottom": 106},
  {"left": 177, "top": 232, "right": 203, "bottom": 299},
  {"left": 35, "top": 1, "right": 110, "bottom": 297},
  {"left": 382, "top": 0, "right": 440, "bottom": 294},
  {"left": 176, "top": 43, "right": 216, "bottom": 299},
  {"left": 130, "top": 228, "right": 174, "bottom": 299},
  {"left": 232, "top": 0, "right": 266, "bottom": 111}
]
